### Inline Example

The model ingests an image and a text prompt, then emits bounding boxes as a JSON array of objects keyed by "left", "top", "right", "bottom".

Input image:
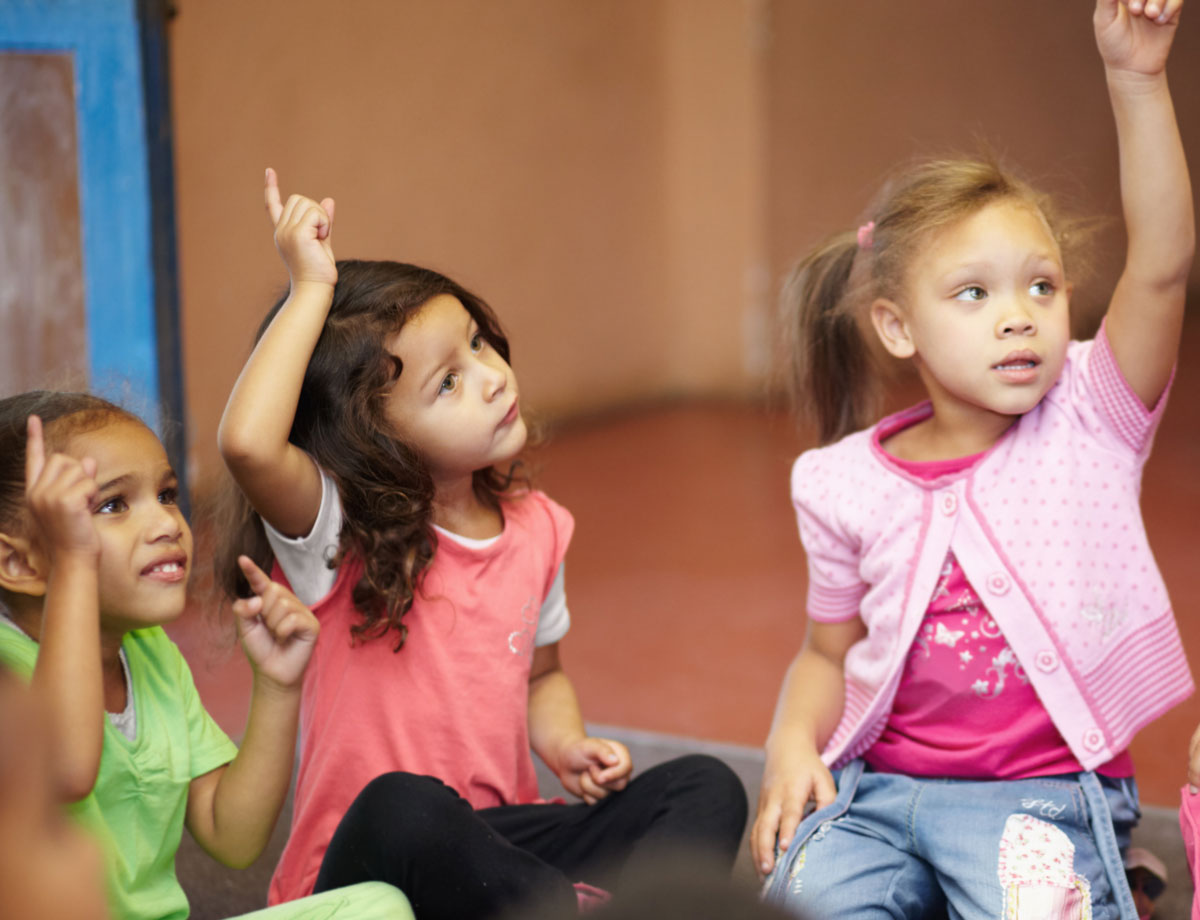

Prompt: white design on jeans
[
  {"left": 1019, "top": 798, "right": 1068, "bottom": 820},
  {"left": 997, "top": 813, "right": 1091, "bottom": 919}
]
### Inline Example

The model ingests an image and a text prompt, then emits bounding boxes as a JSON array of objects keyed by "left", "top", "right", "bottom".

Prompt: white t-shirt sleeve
[
  {"left": 263, "top": 467, "right": 343, "bottom": 606},
  {"left": 534, "top": 563, "right": 570, "bottom": 646}
]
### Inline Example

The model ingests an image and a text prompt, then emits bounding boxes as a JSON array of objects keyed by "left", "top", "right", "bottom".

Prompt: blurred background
[{"left": 2, "top": 0, "right": 1197, "bottom": 815}]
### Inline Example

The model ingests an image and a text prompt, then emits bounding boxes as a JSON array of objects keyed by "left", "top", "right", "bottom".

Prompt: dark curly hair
[{"left": 216, "top": 260, "right": 524, "bottom": 651}]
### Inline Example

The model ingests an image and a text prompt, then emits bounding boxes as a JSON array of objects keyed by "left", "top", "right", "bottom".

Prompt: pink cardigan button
[
  {"left": 986, "top": 573, "right": 1011, "bottom": 595},
  {"left": 1082, "top": 728, "right": 1105, "bottom": 753},
  {"left": 940, "top": 493, "right": 957, "bottom": 515},
  {"left": 1035, "top": 650, "right": 1059, "bottom": 672}
]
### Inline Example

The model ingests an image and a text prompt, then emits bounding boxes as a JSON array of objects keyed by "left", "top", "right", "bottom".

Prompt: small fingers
[
  {"left": 264, "top": 167, "right": 283, "bottom": 223},
  {"left": 318, "top": 197, "right": 336, "bottom": 240},
  {"left": 578, "top": 771, "right": 609, "bottom": 805},
  {"left": 776, "top": 785, "right": 810, "bottom": 855},
  {"left": 751, "top": 802, "right": 782, "bottom": 876},
  {"left": 237, "top": 554, "right": 273, "bottom": 597},
  {"left": 812, "top": 769, "right": 837, "bottom": 810},
  {"left": 25, "top": 415, "right": 45, "bottom": 490},
  {"left": 232, "top": 595, "right": 264, "bottom": 625}
]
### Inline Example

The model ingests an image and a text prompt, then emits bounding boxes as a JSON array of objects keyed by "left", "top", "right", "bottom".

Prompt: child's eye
[
  {"left": 158, "top": 487, "right": 178, "bottom": 506},
  {"left": 469, "top": 333, "right": 484, "bottom": 353},
  {"left": 96, "top": 496, "right": 127, "bottom": 515},
  {"left": 1030, "top": 280, "right": 1054, "bottom": 297},
  {"left": 439, "top": 373, "right": 459, "bottom": 394},
  {"left": 954, "top": 285, "right": 987, "bottom": 302}
]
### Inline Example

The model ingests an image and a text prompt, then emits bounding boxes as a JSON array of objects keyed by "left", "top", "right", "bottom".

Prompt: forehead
[
  {"left": 60, "top": 419, "right": 170, "bottom": 479},
  {"left": 922, "top": 200, "right": 1061, "bottom": 268},
  {"left": 387, "top": 294, "right": 471, "bottom": 365}
]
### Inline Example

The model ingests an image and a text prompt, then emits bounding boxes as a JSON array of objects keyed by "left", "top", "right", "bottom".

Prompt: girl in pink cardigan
[{"left": 755, "top": 2, "right": 1192, "bottom": 918}]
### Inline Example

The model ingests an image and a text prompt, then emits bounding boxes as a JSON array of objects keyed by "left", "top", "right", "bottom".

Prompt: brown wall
[{"left": 170, "top": 0, "right": 1198, "bottom": 484}]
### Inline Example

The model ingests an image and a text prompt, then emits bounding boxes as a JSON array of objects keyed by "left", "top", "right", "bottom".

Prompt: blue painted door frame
[{"left": 0, "top": 0, "right": 185, "bottom": 477}]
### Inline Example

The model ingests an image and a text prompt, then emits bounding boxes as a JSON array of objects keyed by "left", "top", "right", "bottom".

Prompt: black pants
[{"left": 313, "top": 754, "right": 748, "bottom": 920}]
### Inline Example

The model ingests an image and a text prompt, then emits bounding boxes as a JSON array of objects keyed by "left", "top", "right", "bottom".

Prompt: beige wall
[
  {"left": 767, "top": 1, "right": 1199, "bottom": 331},
  {"left": 170, "top": 1, "right": 1198, "bottom": 486}
]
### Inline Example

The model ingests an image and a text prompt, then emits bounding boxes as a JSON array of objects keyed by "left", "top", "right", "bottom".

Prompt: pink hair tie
[{"left": 857, "top": 220, "right": 876, "bottom": 250}]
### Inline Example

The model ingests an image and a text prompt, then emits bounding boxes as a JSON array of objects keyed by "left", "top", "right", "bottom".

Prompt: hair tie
[{"left": 856, "top": 220, "right": 876, "bottom": 250}]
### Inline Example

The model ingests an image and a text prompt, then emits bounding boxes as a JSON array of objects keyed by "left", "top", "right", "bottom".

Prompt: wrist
[
  {"left": 250, "top": 669, "right": 303, "bottom": 701},
  {"left": 288, "top": 278, "right": 336, "bottom": 298},
  {"left": 47, "top": 547, "right": 100, "bottom": 574},
  {"left": 1105, "top": 66, "right": 1170, "bottom": 97}
]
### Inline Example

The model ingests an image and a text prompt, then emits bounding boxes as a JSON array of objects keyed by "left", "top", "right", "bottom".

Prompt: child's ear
[
  {"left": 869, "top": 297, "right": 916, "bottom": 359},
  {"left": 0, "top": 533, "right": 48, "bottom": 598}
]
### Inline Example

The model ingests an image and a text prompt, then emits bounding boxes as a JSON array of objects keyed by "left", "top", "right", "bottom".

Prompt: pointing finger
[
  {"left": 264, "top": 168, "right": 283, "bottom": 223},
  {"left": 237, "top": 554, "right": 274, "bottom": 597},
  {"left": 25, "top": 415, "right": 46, "bottom": 490}
]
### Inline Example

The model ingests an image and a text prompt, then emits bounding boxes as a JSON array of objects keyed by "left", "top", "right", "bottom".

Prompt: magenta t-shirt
[{"left": 864, "top": 448, "right": 1133, "bottom": 779}]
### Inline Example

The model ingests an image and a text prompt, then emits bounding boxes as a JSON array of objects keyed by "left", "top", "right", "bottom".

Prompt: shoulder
[
  {"left": 503, "top": 489, "right": 574, "bottom": 540},
  {"left": 0, "top": 621, "right": 36, "bottom": 676},
  {"left": 791, "top": 426, "right": 877, "bottom": 503},
  {"left": 122, "top": 627, "right": 193, "bottom": 685}
]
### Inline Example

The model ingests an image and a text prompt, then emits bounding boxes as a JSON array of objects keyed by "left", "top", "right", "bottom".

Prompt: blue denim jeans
[{"left": 762, "top": 760, "right": 1140, "bottom": 920}]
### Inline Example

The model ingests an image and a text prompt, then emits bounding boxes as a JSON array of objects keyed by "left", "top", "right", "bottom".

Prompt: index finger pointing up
[
  {"left": 237, "top": 554, "right": 274, "bottom": 597},
  {"left": 25, "top": 415, "right": 45, "bottom": 490},
  {"left": 264, "top": 167, "right": 283, "bottom": 224}
]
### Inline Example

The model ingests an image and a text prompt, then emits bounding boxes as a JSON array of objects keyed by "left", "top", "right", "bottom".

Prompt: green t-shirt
[{"left": 0, "top": 624, "right": 238, "bottom": 920}]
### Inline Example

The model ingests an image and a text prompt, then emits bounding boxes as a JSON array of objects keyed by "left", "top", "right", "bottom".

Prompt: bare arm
[
  {"left": 528, "top": 643, "right": 631, "bottom": 805},
  {"left": 185, "top": 557, "right": 318, "bottom": 866},
  {"left": 751, "top": 616, "right": 865, "bottom": 877},
  {"left": 1094, "top": 0, "right": 1193, "bottom": 407},
  {"left": 19, "top": 417, "right": 104, "bottom": 801},
  {"left": 217, "top": 169, "right": 337, "bottom": 537}
]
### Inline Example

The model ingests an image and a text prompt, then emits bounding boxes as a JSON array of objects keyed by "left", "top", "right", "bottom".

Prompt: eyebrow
[
  {"left": 416, "top": 314, "right": 478, "bottom": 394},
  {"left": 95, "top": 467, "right": 177, "bottom": 494},
  {"left": 95, "top": 473, "right": 135, "bottom": 494}
]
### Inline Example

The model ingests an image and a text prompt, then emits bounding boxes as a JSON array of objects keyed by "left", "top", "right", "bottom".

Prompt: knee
[
  {"left": 676, "top": 755, "right": 747, "bottom": 803},
  {"left": 341, "top": 772, "right": 471, "bottom": 848},
  {"left": 661, "top": 754, "right": 749, "bottom": 827}
]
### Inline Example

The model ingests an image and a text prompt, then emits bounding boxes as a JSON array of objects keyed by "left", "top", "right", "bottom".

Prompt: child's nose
[
  {"left": 997, "top": 302, "right": 1037, "bottom": 337},
  {"left": 145, "top": 503, "right": 185, "bottom": 543},
  {"left": 480, "top": 358, "right": 508, "bottom": 398}
]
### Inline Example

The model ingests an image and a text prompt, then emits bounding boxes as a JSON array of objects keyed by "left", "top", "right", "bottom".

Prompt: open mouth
[
  {"left": 141, "top": 557, "right": 188, "bottom": 581},
  {"left": 992, "top": 350, "right": 1040, "bottom": 373}
]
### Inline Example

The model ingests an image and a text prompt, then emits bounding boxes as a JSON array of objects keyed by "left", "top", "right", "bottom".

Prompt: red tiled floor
[{"left": 173, "top": 320, "right": 1200, "bottom": 808}]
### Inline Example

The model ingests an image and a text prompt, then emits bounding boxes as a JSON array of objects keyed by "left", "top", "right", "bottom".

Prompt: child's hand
[
  {"left": 24, "top": 415, "right": 99, "bottom": 564},
  {"left": 1189, "top": 722, "right": 1200, "bottom": 794},
  {"left": 751, "top": 746, "right": 835, "bottom": 879},
  {"left": 555, "top": 736, "right": 632, "bottom": 805},
  {"left": 264, "top": 168, "right": 337, "bottom": 289},
  {"left": 1095, "top": 0, "right": 1183, "bottom": 78},
  {"left": 232, "top": 555, "right": 319, "bottom": 691}
]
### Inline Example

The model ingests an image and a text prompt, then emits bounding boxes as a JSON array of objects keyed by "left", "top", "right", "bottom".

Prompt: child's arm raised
[
  {"left": 751, "top": 617, "right": 864, "bottom": 878},
  {"left": 20, "top": 416, "right": 104, "bottom": 801},
  {"left": 184, "top": 556, "right": 318, "bottom": 867},
  {"left": 218, "top": 169, "right": 337, "bottom": 537},
  {"left": 1094, "top": 0, "right": 1193, "bottom": 408},
  {"left": 527, "top": 643, "right": 632, "bottom": 805}
]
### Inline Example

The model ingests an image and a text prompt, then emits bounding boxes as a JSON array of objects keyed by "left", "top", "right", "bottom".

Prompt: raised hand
[
  {"left": 555, "top": 736, "right": 632, "bottom": 805},
  {"left": 232, "top": 554, "right": 319, "bottom": 691},
  {"left": 24, "top": 415, "right": 99, "bottom": 563},
  {"left": 264, "top": 168, "right": 338, "bottom": 288},
  {"left": 1095, "top": 0, "right": 1183, "bottom": 77}
]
